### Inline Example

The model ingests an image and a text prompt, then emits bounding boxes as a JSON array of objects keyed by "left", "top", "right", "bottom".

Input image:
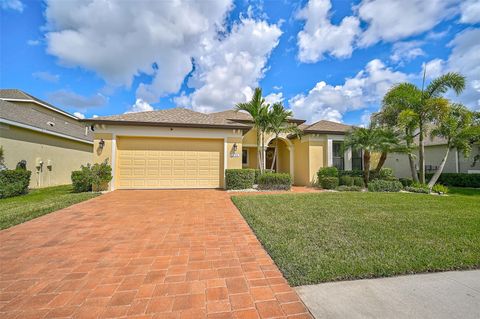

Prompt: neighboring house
[
  {"left": 0, "top": 89, "right": 93, "bottom": 188},
  {"left": 383, "top": 136, "right": 480, "bottom": 178},
  {"left": 82, "top": 108, "right": 360, "bottom": 190}
]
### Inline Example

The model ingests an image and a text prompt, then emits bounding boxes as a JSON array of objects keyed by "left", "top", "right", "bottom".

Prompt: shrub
[
  {"left": 257, "top": 173, "right": 292, "bottom": 190},
  {"left": 71, "top": 162, "right": 113, "bottom": 192},
  {"left": 405, "top": 182, "right": 430, "bottom": 194},
  {"left": 91, "top": 162, "right": 113, "bottom": 191},
  {"left": 339, "top": 175, "right": 354, "bottom": 186},
  {"left": 432, "top": 184, "right": 449, "bottom": 195},
  {"left": 0, "top": 169, "right": 32, "bottom": 198},
  {"left": 370, "top": 168, "right": 396, "bottom": 181},
  {"left": 353, "top": 177, "right": 365, "bottom": 188},
  {"left": 317, "top": 167, "right": 338, "bottom": 184},
  {"left": 225, "top": 169, "right": 255, "bottom": 190},
  {"left": 71, "top": 165, "right": 94, "bottom": 193},
  {"left": 320, "top": 177, "right": 339, "bottom": 190},
  {"left": 399, "top": 178, "right": 413, "bottom": 187},
  {"left": 338, "top": 169, "right": 363, "bottom": 177},
  {"left": 253, "top": 169, "right": 273, "bottom": 184},
  {"left": 367, "top": 179, "right": 402, "bottom": 192},
  {"left": 337, "top": 185, "right": 362, "bottom": 192},
  {"left": 425, "top": 173, "right": 480, "bottom": 188}
]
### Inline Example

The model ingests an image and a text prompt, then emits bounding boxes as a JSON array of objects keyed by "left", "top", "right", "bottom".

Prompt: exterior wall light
[
  {"left": 233, "top": 143, "right": 238, "bottom": 152},
  {"left": 99, "top": 138, "right": 105, "bottom": 149}
]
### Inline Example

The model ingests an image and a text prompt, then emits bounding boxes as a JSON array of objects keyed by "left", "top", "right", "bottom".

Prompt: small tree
[
  {"left": 344, "top": 127, "right": 385, "bottom": 185},
  {"left": 427, "top": 104, "right": 477, "bottom": 188},
  {"left": 235, "top": 88, "right": 270, "bottom": 172},
  {"left": 266, "top": 102, "right": 301, "bottom": 171}
]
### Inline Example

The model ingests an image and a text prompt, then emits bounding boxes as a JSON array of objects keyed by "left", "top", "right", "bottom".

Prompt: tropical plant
[
  {"left": 382, "top": 71, "right": 466, "bottom": 183},
  {"left": 235, "top": 88, "right": 270, "bottom": 172},
  {"left": 344, "top": 126, "right": 387, "bottom": 185},
  {"left": 266, "top": 102, "right": 301, "bottom": 171},
  {"left": 427, "top": 103, "right": 476, "bottom": 188},
  {"left": 372, "top": 128, "right": 409, "bottom": 174}
]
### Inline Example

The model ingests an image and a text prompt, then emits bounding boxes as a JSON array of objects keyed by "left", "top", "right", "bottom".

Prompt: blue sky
[{"left": 1, "top": 0, "right": 479, "bottom": 125}]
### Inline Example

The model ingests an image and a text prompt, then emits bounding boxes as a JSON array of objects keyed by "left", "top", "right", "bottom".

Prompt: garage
[{"left": 116, "top": 136, "right": 223, "bottom": 189}]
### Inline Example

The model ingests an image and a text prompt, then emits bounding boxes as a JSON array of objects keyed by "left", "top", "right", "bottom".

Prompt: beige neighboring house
[
  {"left": 0, "top": 89, "right": 93, "bottom": 188},
  {"left": 82, "top": 108, "right": 361, "bottom": 190},
  {"left": 383, "top": 136, "right": 480, "bottom": 178}
]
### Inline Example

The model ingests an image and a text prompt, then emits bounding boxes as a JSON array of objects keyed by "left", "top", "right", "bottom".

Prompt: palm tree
[
  {"left": 266, "top": 102, "right": 302, "bottom": 171},
  {"left": 427, "top": 103, "right": 476, "bottom": 188},
  {"left": 382, "top": 72, "right": 465, "bottom": 183},
  {"left": 372, "top": 128, "right": 410, "bottom": 174},
  {"left": 344, "top": 126, "right": 385, "bottom": 185},
  {"left": 235, "top": 88, "right": 270, "bottom": 172}
]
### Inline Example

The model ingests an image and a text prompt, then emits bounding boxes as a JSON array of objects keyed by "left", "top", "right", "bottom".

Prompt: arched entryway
[{"left": 266, "top": 137, "right": 293, "bottom": 175}]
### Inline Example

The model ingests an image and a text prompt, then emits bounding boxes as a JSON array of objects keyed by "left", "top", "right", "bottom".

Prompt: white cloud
[
  {"left": 289, "top": 59, "right": 408, "bottom": 123},
  {"left": 1, "top": 0, "right": 24, "bottom": 12},
  {"left": 27, "top": 39, "right": 40, "bottom": 46},
  {"left": 126, "top": 99, "right": 154, "bottom": 113},
  {"left": 73, "top": 112, "right": 85, "bottom": 119},
  {"left": 48, "top": 90, "right": 107, "bottom": 110},
  {"left": 357, "top": 0, "right": 457, "bottom": 47},
  {"left": 422, "top": 58, "right": 445, "bottom": 79},
  {"left": 390, "top": 41, "right": 426, "bottom": 65},
  {"left": 296, "top": 0, "right": 360, "bottom": 62},
  {"left": 264, "top": 92, "right": 284, "bottom": 105},
  {"left": 177, "top": 18, "right": 282, "bottom": 113},
  {"left": 45, "top": 0, "right": 233, "bottom": 100},
  {"left": 460, "top": 0, "right": 480, "bottom": 24},
  {"left": 360, "top": 111, "right": 372, "bottom": 127},
  {"left": 32, "top": 71, "right": 59, "bottom": 83}
]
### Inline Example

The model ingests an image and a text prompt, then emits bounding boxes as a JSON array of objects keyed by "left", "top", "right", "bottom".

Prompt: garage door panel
[{"left": 116, "top": 137, "right": 223, "bottom": 189}]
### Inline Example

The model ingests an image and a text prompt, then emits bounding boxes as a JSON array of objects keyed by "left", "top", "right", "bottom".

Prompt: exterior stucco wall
[
  {"left": 383, "top": 144, "right": 480, "bottom": 178},
  {"left": 0, "top": 124, "right": 92, "bottom": 188},
  {"left": 308, "top": 140, "right": 326, "bottom": 184},
  {"left": 226, "top": 137, "right": 242, "bottom": 171},
  {"left": 277, "top": 140, "right": 290, "bottom": 174},
  {"left": 293, "top": 138, "right": 309, "bottom": 185}
]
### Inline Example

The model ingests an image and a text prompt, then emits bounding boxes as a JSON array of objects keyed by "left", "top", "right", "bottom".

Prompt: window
[
  {"left": 332, "top": 141, "right": 344, "bottom": 170},
  {"left": 242, "top": 149, "right": 248, "bottom": 165},
  {"left": 352, "top": 148, "right": 363, "bottom": 170}
]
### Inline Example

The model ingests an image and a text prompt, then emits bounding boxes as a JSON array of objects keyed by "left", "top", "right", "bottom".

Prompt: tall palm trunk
[
  {"left": 363, "top": 150, "right": 371, "bottom": 185},
  {"left": 270, "top": 135, "right": 279, "bottom": 171},
  {"left": 427, "top": 146, "right": 450, "bottom": 188},
  {"left": 419, "top": 122, "right": 426, "bottom": 184},
  {"left": 408, "top": 154, "right": 419, "bottom": 182},
  {"left": 374, "top": 151, "right": 387, "bottom": 173}
]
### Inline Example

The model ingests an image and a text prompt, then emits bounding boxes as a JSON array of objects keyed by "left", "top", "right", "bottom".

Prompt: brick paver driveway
[{"left": 0, "top": 190, "right": 311, "bottom": 319}]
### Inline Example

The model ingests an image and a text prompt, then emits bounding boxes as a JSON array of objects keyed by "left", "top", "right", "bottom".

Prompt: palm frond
[{"left": 425, "top": 72, "right": 466, "bottom": 98}]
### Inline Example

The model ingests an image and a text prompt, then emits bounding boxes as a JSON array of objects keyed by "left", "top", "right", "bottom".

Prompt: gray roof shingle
[
  {"left": 0, "top": 99, "right": 93, "bottom": 143},
  {"left": 302, "top": 120, "right": 353, "bottom": 134}
]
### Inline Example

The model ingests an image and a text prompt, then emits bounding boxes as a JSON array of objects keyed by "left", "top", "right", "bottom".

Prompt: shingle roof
[
  {"left": 84, "top": 108, "right": 251, "bottom": 129},
  {"left": 209, "top": 110, "right": 306, "bottom": 124},
  {"left": 0, "top": 89, "right": 78, "bottom": 119},
  {"left": 302, "top": 120, "right": 353, "bottom": 134},
  {"left": 0, "top": 99, "right": 93, "bottom": 143}
]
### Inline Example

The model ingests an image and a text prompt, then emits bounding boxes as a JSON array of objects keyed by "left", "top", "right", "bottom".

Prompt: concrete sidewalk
[{"left": 296, "top": 270, "right": 480, "bottom": 319}]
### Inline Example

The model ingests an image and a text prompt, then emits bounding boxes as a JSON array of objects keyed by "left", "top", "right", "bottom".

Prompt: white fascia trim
[
  {"left": 2, "top": 98, "right": 78, "bottom": 120},
  {"left": 327, "top": 138, "right": 333, "bottom": 166},
  {"left": 326, "top": 134, "right": 345, "bottom": 140},
  {"left": 98, "top": 125, "right": 242, "bottom": 139},
  {"left": 1, "top": 118, "right": 93, "bottom": 145}
]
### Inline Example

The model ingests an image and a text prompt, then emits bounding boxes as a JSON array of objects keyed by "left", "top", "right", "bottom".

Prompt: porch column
[
  {"left": 262, "top": 146, "right": 267, "bottom": 170},
  {"left": 327, "top": 138, "right": 333, "bottom": 166},
  {"left": 344, "top": 147, "right": 352, "bottom": 171},
  {"left": 288, "top": 146, "right": 294, "bottom": 181}
]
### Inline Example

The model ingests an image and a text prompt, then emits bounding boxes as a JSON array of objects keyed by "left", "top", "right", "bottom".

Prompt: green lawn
[
  {"left": 0, "top": 185, "right": 99, "bottom": 230},
  {"left": 232, "top": 190, "right": 480, "bottom": 286}
]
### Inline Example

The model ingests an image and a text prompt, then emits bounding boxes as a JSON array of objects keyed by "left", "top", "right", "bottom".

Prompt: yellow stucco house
[
  {"left": 83, "top": 108, "right": 361, "bottom": 190},
  {"left": 0, "top": 89, "right": 93, "bottom": 188}
]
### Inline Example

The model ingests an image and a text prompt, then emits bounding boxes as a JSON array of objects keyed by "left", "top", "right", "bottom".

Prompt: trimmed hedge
[
  {"left": 253, "top": 169, "right": 273, "bottom": 184},
  {"left": 339, "top": 175, "right": 354, "bottom": 186},
  {"left": 367, "top": 179, "right": 403, "bottom": 192},
  {"left": 320, "top": 177, "right": 339, "bottom": 190},
  {"left": 317, "top": 167, "right": 338, "bottom": 180},
  {"left": 337, "top": 185, "right": 362, "bottom": 192},
  {"left": 426, "top": 173, "right": 480, "bottom": 188},
  {"left": 258, "top": 173, "right": 292, "bottom": 190},
  {"left": 0, "top": 169, "right": 32, "bottom": 198},
  {"left": 339, "top": 169, "right": 364, "bottom": 177},
  {"left": 353, "top": 177, "right": 365, "bottom": 187},
  {"left": 225, "top": 169, "right": 255, "bottom": 190}
]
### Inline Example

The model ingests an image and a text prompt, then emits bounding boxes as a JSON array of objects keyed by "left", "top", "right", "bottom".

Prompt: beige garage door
[{"left": 116, "top": 137, "right": 223, "bottom": 189}]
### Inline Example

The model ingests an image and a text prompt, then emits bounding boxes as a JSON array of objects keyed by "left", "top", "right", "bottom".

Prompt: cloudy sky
[{"left": 1, "top": 0, "right": 479, "bottom": 125}]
